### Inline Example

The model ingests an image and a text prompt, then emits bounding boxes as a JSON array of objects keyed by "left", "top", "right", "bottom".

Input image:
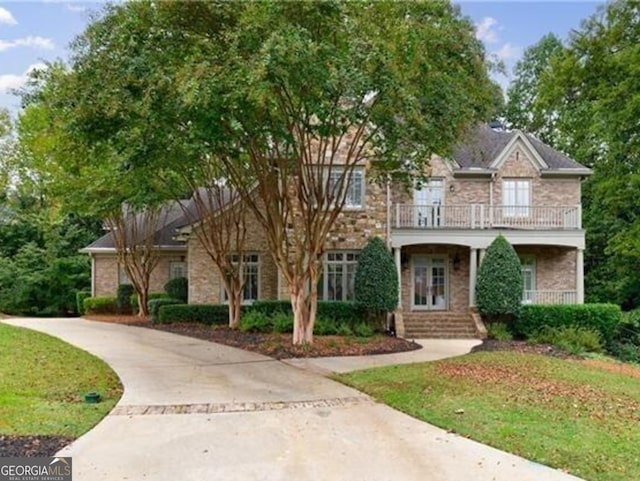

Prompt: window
[
  {"left": 118, "top": 264, "right": 130, "bottom": 285},
  {"left": 521, "top": 256, "right": 536, "bottom": 303},
  {"left": 169, "top": 261, "right": 187, "bottom": 280},
  {"left": 414, "top": 178, "right": 444, "bottom": 227},
  {"left": 503, "top": 179, "right": 531, "bottom": 217},
  {"left": 318, "top": 252, "right": 359, "bottom": 301},
  {"left": 328, "top": 167, "right": 365, "bottom": 209},
  {"left": 222, "top": 254, "right": 260, "bottom": 303}
]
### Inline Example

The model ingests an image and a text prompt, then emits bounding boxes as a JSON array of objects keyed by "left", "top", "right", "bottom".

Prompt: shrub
[
  {"left": 148, "top": 298, "right": 183, "bottom": 323},
  {"left": 76, "top": 291, "right": 91, "bottom": 315},
  {"left": 475, "top": 235, "right": 523, "bottom": 322},
  {"left": 316, "top": 302, "right": 367, "bottom": 328},
  {"left": 116, "top": 284, "right": 134, "bottom": 314},
  {"left": 315, "top": 318, "right": 339, "bottom": 335},
  {"left": 130, "top": 292, "right": 170, "bottom": 311},
  {"left": 608, "top": 342, "right": 640, "bottom": 364},
  {"left": 164, "top": 277, "right": 188, "bottom": 303},
  {"left": 487, "top": 322, "right": 513, "bottom": 341},
  {"left": 353, "top": 322, "right": 375, "bottom": 338},
  {"left": 249, "top": 300, "right": 292, "bottom": 317},
  {"left": 354, "top": 237, "right": 398, "bottom": 312},
  {"left": 272, "top": 313, "right": 294, "bottom": 333},
  {"left": 337, "top": 323, "right": 353, "bottom": 337},
  {"left": 248, "top": 300, "right": 367, "bottom": 330},
  {"left": 157, "top": 304, "right": 229, "bottom": 325},
  {"left": 529, "top": 325, "right": 602, "bottom": 355},
  {"left": 83, "top": 296, "right": 118, "bottom": 314},
  {"left": 240, "top": 310, "right": 273, "bottom": 333},
  {"left": 515, "top": 304, "right": 622, "bottom": 346}
]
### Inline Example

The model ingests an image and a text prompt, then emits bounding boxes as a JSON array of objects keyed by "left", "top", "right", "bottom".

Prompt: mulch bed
[
  {"left": 85, "top": 315, "right": 420, "bottom": 359},
  {"left": 0, "top": 435, "right": 73, "bottom": 458},
  {"left": 471, "top": 339, "right": 581, "bottom": 359}
]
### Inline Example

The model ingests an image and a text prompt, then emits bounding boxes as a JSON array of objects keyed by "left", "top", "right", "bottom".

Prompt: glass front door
[
  {"left": 413, "top": 256, "right": 447, "bottom": 310},
  {"left": 414, "top": 179, "right": 443, "bottom": 227}
]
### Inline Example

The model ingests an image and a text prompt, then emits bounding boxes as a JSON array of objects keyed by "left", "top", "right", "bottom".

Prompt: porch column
[
  {"left": 576, "top": 248, "right": 584, "bottom": 303},
  {"left": 479, "top": 248, "right": 486, "bottom": 266},
  {"left": 469, "top": 248, "right": 478, "bottom": 307},
  {"left": 395, "top": 247, "right": 402, "bottom": 308}
]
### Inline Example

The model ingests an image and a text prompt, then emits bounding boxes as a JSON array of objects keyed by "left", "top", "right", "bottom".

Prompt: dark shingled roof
[
  {"left": 83, "top": 188, "right": 236, "bottom": 251},
  {"left": 84, "top": 201, "right": 190, "bottom": 250},
  {"left": 452, "top": 124, "right": 587, "bottom": 170}
]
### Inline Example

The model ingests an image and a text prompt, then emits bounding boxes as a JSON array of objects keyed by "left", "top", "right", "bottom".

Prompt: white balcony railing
[
  {"left": 394, "top": 204, "right": 581, "bottom": 230},
  {"left": 522, "top": 290, "right": 578, "bottom": 305}
]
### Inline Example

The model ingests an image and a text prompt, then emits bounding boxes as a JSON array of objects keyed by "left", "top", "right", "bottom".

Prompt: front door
[
  {"left": 412, "top": 256, "right": 447, "bottom": 310},
  {"left": 414, "top": 179, "right": 443, "bottom": 227}
]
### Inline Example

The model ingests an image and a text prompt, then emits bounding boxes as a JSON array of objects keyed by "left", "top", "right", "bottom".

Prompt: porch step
[{"left": 402, "top": 312, "right": 480, "bottom": 339}]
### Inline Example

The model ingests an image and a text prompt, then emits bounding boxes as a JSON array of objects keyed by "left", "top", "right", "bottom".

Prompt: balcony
[
  {"left": 523, "top": 290, "right": 578, "bottom": 305},
  {"left": 393, "top": 204, "right": 582, "bottom": 231}
]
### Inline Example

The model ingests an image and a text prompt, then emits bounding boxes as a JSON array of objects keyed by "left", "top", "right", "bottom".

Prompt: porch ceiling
[{"left": 391, "top": 229, "right": 585, "bottom": 250}]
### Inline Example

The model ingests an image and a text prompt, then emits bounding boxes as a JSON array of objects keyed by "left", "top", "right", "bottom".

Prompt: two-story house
[{"left": 83, "top": 124, "right": 591, "bottom": 338}]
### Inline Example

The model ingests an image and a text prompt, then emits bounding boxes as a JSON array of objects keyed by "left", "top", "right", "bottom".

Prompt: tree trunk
[
  {"left": 291, "top": 284, "right": 317, "bottom": 345},
  {"left": 228, "top": 289, "right": 242, "bottom": 329},
  {"left": 137, "top": 289, "right": 149, "bottom": 317}
]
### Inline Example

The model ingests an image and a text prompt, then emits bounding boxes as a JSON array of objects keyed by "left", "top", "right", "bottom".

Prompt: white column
[
  {"left": 469, "top": 248, "right": 478, "bottom": 307},
  {"left": 576, "top": 248, "right": 584, "bottom": 303},
  {"left": 479, "top": 248, "right": 486, "bottom": 265},
  {"left": 395, "top": 247, "right": 402, "bottom": 309}
]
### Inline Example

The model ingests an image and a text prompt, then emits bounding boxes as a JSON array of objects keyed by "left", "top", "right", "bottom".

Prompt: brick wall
[
  {"left": 93, "top": 251, "right": 187, "bottom": 297},
  {"left": 188, "top": 207, "right": 278, "bottom": 304},
  {"left": 514, "top": 246, "right": 577, "bottom": 291},
  {"left": 399, "top": 245, "right": 470, "bottom": 313}
]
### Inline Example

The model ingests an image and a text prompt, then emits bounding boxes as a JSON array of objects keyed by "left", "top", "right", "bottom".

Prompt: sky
[{"left": 0, "top": 1, "right": 604, "bottom": 117}]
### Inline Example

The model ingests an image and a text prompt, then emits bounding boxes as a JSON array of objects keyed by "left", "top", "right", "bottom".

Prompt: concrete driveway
[{"left": 4, "top": 318, "right": 583, "bottom": 481}]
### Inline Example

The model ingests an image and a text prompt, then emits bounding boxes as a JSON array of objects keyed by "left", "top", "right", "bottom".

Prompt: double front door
[{"left": 413, "top": 256, "right": 447, "bottom": 310}]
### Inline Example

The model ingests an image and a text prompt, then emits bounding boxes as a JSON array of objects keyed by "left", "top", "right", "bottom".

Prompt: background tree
[
  {"left": 354, "top": 237, "right": 398, "bottom": 329},
  {"left": 530, "top": 0, "right": 640, "bottom": 308},
  {"left": 504, "top": 33, "right": 564, "bottom": 145},
  {"left": 476, "top": 235, "right": 523, "bottom": 323},
  {"left": 25, "top": 1, "right": 496, "bottom": 343}
]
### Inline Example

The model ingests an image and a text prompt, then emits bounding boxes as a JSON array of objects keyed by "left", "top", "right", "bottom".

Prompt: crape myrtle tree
[
  {"left": 16, "top": 65, "right": 172, "bottom": 318},
  {"left": 174, "top": 1, "right": 496, "bottom": 344},
  {"left": 37, "top": 1, "right": 496, "bottom": 344},
  {"left": 178, "top": 178, "right": 249, "bottom": 330}
]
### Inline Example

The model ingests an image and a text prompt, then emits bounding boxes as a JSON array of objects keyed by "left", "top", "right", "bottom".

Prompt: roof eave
[{"left": 540, "top": 168, "right": 593, "bottom": 178}]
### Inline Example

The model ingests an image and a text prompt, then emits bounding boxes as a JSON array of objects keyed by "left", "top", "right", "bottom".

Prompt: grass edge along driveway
[
  {"left": 335, "top": 351, "right": 640, "bottom": 481},
  {"left": 0, "top": 322, "right": 122, "bottom": 438}
]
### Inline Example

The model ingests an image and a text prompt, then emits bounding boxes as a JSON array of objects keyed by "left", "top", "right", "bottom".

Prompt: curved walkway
[{"left": 4, "top": 318, "right": 583, "bottom": 481}]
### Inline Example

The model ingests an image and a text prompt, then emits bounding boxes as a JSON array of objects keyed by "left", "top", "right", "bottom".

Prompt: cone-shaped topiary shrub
[
  {"left": 164, "top": 277, "right": 188, "bottom": 303},
  {"left": 476, "top": 235, "right": 523, "bottom": 323},
  {"left": 354, "top": 237, "right": 398, "bottom": 327}
]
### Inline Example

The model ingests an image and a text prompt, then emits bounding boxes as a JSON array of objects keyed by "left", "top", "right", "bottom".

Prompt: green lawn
[
  {"left": 0, "top": 322, "right": 122, "bottom": 437},
  {"left": 336, "top": 352, "right": 640, "bottom": 481}
]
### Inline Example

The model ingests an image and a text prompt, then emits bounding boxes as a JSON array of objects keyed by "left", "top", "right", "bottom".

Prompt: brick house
[{"left": 83, "top": 124, "right": 591, "bottom": 338}]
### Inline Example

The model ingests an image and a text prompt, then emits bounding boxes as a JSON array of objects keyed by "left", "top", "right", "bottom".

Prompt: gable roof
[
  {"left": 451, "top": 124, "right": 591, "bottom": 175},
  {"left": 81, "top": 201, "right": 190, "bottom": 252},
  {"left": 81, "top": 188, "right": 237, "bottom": 253}
]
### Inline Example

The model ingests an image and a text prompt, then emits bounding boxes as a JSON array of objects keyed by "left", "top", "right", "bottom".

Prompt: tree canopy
[
  {"left": 504, "top": 0, "right": 640, "bottom": 308},
  {"left": 19, "top": 0, "right": 497, "bottom": 341}
]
